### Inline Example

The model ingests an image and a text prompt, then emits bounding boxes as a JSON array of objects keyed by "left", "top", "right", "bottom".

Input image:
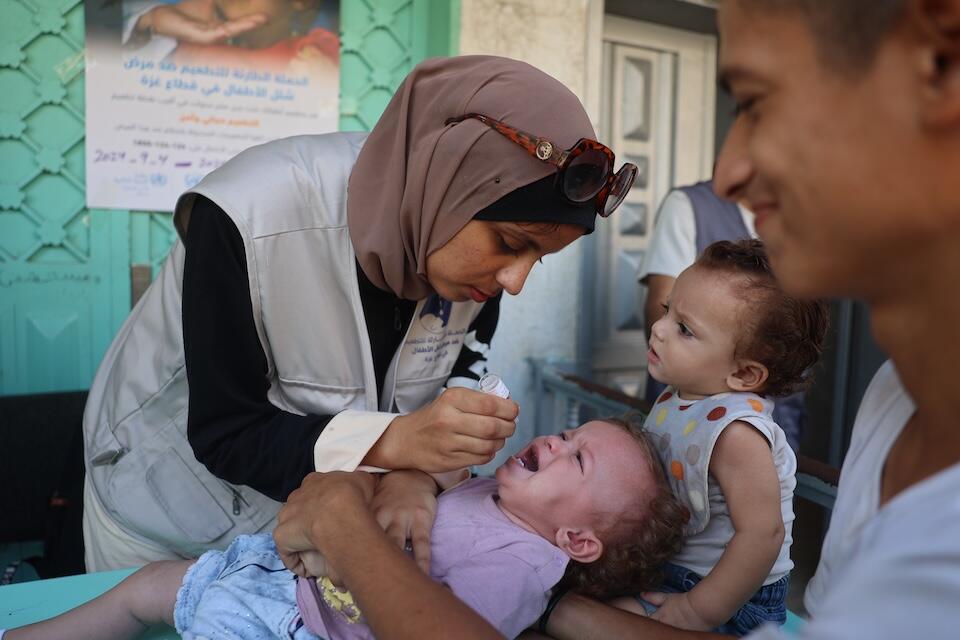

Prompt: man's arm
[
  {"left": 546, "top": 592, "right": 730, "bottom": 640},
  {"left": 274, "top": 471, "right": 504, "bottom": 640},
  {"left": 638, "top": 189, "right": 697, "bottom": 339},
  {"left": 644, "top": 274, "right": 675, "bottom": 340}
]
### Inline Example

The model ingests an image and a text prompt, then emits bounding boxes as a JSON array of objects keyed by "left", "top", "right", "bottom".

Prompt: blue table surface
[{"left": 1, "top": 569, "right": 806, "bottom": 638}]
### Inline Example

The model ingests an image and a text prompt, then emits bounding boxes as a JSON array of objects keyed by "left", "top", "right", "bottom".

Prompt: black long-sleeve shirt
[{"left": 181, "top": 196, "right": 499, "bottom": 501}]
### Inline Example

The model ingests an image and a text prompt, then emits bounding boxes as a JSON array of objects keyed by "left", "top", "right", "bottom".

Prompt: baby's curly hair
[
  {"left": 558, "top": 416, "right": 689, "bottom": 599},
  {"left": 696, "top": 239, "right": 829, "bottom": 397}
]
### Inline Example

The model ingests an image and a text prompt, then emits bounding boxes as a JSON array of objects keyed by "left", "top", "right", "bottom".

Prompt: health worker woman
[{"left": 80, "top": 55, "right": 637, "bottom": 571}]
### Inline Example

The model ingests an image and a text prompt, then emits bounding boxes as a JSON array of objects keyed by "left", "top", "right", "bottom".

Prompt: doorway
[{"left": 585, "top": 16, "right": 717, "bottom": 394}]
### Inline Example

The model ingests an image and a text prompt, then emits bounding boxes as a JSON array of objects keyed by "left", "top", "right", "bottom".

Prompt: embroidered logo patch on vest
[{"left": 419, "top": 295, "right": 452, "bottom": 334}]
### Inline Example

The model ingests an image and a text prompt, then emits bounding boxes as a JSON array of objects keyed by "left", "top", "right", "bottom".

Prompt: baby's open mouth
[{"left": 514, "top": 445, "right": 539, "bottom": 472}]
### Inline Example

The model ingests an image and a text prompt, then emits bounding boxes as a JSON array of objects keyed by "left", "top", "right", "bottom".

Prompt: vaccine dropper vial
[{"left": 478, "top": 373, "right": 510, "bottom": 399}]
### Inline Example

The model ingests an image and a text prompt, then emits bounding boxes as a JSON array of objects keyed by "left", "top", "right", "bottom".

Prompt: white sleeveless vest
[{"left": 82, "top": 133, "right": 486, "bottom": 557}]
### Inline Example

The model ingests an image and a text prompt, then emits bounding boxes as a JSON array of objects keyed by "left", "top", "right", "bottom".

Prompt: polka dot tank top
[{"left": 644, "top": 388, "right": 776, "bottom": 536}]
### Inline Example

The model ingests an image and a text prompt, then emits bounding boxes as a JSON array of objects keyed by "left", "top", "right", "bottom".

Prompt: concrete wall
[{"left": 458, "top": 0, "right": 598, "bottom": 471}]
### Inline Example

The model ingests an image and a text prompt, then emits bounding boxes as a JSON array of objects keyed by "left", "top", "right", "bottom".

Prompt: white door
[{"left": 587, "top": 16, "right": 717, "bottom": 395}]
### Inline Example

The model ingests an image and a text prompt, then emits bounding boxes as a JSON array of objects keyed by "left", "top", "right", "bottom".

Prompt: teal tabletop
[{"left": 0, "top": 568, "right": 805, "bottom": 638}]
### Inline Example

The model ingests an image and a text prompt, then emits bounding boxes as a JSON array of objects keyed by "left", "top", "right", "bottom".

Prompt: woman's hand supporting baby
[
  {"left": 364, "top": 387, "right": 518, "bottom": 471},
  {"left": 371, "top": 470, "right": 439, "bottom": 574}
]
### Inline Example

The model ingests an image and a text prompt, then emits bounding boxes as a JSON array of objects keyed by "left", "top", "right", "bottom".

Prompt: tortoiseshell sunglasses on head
[{"left": 445, "top": 112, "right": 638, "bottom": 217}]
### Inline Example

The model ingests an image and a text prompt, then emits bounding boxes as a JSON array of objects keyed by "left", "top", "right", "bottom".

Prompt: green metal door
[{"left": 0, "top": 0, "right": 126, "bottom": 395}]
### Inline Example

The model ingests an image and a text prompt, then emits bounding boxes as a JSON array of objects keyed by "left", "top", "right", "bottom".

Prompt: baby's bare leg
[{"left": 7, "top": 559, "right": 193, "bottom": 640}]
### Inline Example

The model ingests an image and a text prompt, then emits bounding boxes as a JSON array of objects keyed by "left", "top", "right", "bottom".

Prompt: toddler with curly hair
[{"left": 627, "top": 238, "right": 828, "bottom": 635}]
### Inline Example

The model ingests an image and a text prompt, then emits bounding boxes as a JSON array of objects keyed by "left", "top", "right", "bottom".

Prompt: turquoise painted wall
[{"left": 0, "top": 0, "right": 459, "bottom": 396}]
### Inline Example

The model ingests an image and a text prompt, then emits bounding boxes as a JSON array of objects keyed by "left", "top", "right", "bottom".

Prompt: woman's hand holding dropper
[{"left": 364, "top": 387, "right": 518, "bottom": 472}]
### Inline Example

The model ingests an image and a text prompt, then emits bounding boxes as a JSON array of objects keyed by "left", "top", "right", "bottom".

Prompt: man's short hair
[{"left": 739, "top": 0, "right": 906, "bottom": 74}]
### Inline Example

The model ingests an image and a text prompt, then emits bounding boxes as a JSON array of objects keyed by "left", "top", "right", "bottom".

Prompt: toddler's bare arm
[{"left": 679, "top": 421, "right": 785, "bottom": 628}]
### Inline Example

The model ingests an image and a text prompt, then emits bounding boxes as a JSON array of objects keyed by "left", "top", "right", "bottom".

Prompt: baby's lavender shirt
[{"left": 296, "top": 477, "right": 569, "bottom": 639}]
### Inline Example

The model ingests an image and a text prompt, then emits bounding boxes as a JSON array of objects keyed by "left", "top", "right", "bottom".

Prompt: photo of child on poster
[
  {"left": 122, "top": 0, "right": 338, "bottom": 77},
  {"left": 84, "top": 0, "right": 339, "bottom": 211}
]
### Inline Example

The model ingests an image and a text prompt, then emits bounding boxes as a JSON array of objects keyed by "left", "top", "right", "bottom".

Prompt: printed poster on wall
[{"left": 84, "top": 0, "right": 339, "bottom": 211}]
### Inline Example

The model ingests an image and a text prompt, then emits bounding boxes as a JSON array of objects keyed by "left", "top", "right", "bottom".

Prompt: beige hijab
[{"left": 347, "top": 55, "right": 596, "bottom": 300}]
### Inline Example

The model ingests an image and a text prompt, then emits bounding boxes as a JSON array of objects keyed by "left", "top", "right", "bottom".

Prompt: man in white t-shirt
[{"left": 544, "top": 1, "right": 960, "bottom": 638}]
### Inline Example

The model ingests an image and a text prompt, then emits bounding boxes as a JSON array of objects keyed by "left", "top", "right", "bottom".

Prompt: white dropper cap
[{"left": 478, "top": 373, "right": 510, "bottom": 399}]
